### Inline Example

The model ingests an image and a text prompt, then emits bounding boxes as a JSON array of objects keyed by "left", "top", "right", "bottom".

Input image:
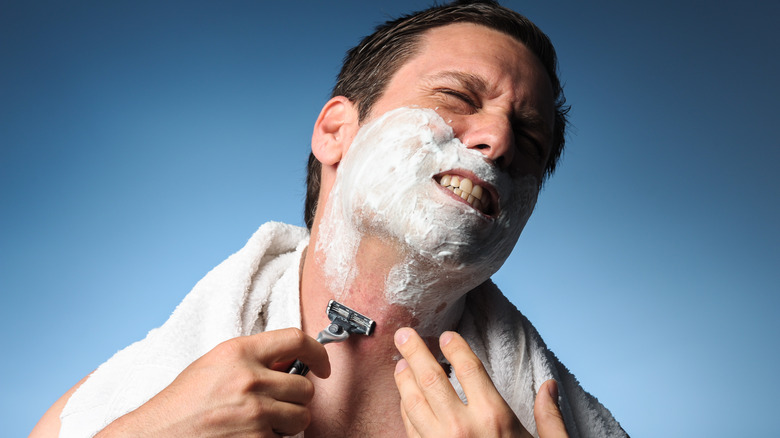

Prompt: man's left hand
[{"left": 393, "top": 327, "right": 568, "bottom": 438}]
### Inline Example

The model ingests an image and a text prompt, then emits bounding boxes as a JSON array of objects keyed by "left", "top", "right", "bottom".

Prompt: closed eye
[
  {"left": 516, "top": 133, "right": 544, "bottom": 162},
  {"left": 436, "top": 88, "right": 479, "bottom": 112},
  {"left": 513, "top": 111, "right": 551, "bottom": 163}
]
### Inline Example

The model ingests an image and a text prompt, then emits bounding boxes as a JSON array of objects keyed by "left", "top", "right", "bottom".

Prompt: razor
[{"left": 288, "top": 299, "right": 376, "bottom": 376}]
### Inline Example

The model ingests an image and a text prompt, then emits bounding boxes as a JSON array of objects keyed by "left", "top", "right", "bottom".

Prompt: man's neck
[
  {"left": 300, "top": 227, "right": 470, "bottom": 354},
  {"left": 298, "top": 225, "right": 472, "bottom": 436}
]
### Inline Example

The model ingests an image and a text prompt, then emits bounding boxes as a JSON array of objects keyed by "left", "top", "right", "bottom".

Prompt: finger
[
  {"left": 394, "top": 327, "right": 462, "bottom": 414},
  {"left": 266, "top": 399, "right": 312, "bottom": 437},
  {"left": 259, "top": 371, "right": 316, "bottom": 405},
  {"left": 534, "top": 380, "right": 569, "bottom": 438},
  {"left": 399, "top": 398, "right": 422, "bottom": 438},
  {"left": 439, "top": 331, "right": 499, "bottom": 405},
  {"left": 248, "top": 328, "right": 331, "bottom": 378},
  {"left": 270, "top": 359, "right": 295, "bottom": 372},
  {"left": 394, "top": 358, "right": 437, "bottom": 436}
]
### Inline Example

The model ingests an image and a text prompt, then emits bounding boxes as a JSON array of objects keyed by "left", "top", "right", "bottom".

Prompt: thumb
[{"left": 534, "top": 379, "right": 569, "bottom": 438}]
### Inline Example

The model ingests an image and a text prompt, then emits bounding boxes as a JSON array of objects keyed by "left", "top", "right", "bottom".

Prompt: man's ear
[{"left": 311, "top": 96, "right": 359, "bottom": 166}]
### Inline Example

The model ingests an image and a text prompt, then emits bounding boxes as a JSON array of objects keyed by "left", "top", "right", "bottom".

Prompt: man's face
[
  {"left": 368, "top": 23, "right": 555, "bottom": 182},
  {"left": 320, "top": 23, "right": 556, "bottom": 286}
]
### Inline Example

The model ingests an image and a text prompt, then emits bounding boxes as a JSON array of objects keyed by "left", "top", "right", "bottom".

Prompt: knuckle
[
  {"left": 480, "top": 404, "right": 518, "bottom": 433},
  {"left": 482, "top": 410, "right": 503, "bottom": 429},
  {"left": 201, "top": 396, "right": 266, "bottom": 429},
  {"left": 286, "top": 327, "right": 307, "bottom": 347},
  {"left": 232, "top": 367, "right": 257, "bottom": 387},
  {"left": 218, "top": 366, "right": 261, "bottom": 396},
  {"left": 243, "top": 397, "right": 267, "bottom": 420},
  {"left": 447, "top": 420, "right": 469, "bottom": 438},
  {"left": 455, "top": 356, "right": 485, "bottom": 379},
  {"left": 402, "top": 390, "right": 428, "bottom": 413},
  {"left": 418, "top": 369, "right": 445, "bottom": 390},
  {"left": 214, "top": 337, "right": 246, "bottom": 359}
]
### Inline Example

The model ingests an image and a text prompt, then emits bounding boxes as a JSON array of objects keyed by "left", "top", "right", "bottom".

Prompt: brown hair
[{"left": 305, "top": 0, "right": 569, "bottom": 229}]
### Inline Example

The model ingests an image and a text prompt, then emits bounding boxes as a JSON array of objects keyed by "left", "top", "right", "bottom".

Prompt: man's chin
[
  {"left": 401, "top": 231, "right": 515, "bottom": 276},
  {"left": 353, "top": 201, "right": 520, "bottom": 276}
]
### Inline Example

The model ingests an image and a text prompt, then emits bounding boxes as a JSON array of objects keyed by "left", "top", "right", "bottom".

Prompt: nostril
[{"left": 470, "top": 143, "right": 508, "bottom": 169}]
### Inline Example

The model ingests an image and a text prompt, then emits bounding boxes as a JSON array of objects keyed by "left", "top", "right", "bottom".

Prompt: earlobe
[{"left": 311, "top": 96, "right": 359, "bottom": 166}]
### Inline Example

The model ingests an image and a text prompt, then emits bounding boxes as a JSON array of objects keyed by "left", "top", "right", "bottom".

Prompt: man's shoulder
[
  {"left": 249, "top": 221, "right": 309, "bottom": 250},
  {"left": 222, "top": 221, "right": 309, "bottom": 265},
  {"left": 464, "top": 279, "right": 525, "bottom": 326},
  {"left": 462, "top": 281, "right": 628, "bottom": 437}
]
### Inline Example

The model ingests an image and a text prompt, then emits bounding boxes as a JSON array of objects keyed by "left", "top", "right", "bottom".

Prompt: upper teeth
[{"left": 439, "top": 174, "right": 487, "bottom": 212}]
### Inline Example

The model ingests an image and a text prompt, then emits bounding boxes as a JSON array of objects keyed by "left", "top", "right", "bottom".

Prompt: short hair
[{"left": 304, "top": 0, "right": 569, "bottom": 229}]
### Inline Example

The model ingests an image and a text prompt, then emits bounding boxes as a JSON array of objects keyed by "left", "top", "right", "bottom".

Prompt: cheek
[
  {"left": 508, "top": 154, "right": 546, "bottom": 181},
  {"left": 433, "top": 110, "right": 465, "bottom": 139}
]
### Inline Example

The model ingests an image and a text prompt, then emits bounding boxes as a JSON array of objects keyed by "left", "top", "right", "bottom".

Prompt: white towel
[
  {"left": 60, "top": 221, "right": 625, "bottom": 437},
  {"left": 60, "top": 222, "right": 308, "bottom": 437},
  {"left": 454, "top": 282, "right": 627, "bottom": 437}
]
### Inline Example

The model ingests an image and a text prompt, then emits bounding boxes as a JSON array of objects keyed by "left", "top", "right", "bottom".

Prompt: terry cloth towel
[{"left": 60, "top": 221, "right": 626, "bottom": 438}]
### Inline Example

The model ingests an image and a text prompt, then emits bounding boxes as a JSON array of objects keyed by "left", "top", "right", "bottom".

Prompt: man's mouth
[{"left": 435, "top": 174, "right": 496, "bottom": 216}]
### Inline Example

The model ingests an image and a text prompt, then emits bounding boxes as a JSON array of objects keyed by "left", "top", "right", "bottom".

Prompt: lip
[{"left": 433, "top": 170, "right": 499, "bottom": 218}]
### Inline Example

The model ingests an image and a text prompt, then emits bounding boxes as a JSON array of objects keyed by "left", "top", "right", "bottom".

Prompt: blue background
[{"left": 2, "top": 1, "right": 778, "bottom": 436}]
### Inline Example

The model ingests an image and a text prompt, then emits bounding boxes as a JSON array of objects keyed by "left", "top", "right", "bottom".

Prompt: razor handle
[{"left": 288, "top": 359, "right": 310, "bottom": 376}]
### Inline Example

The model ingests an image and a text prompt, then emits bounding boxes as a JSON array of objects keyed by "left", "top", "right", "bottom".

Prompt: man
[{"left": 33, "top": 1, "right": 626, "bottom": 437}]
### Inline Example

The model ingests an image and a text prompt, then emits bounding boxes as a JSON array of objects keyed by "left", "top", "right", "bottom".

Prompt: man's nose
[{"left": 458, "top": 114, "right": 515, "bottom": 170}]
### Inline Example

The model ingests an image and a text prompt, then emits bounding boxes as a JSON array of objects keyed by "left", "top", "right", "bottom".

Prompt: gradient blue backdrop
[{"left": 2, "top": 1, "right": 778, "bottom": 436}]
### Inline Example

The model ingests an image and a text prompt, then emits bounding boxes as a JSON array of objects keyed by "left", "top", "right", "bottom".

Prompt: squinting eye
[
  {"left": 515, "top": 133, "right": 544, "bottom": 162},
  {"left": 437, "top": 89, "right": 478, "bottom": 111},
  {"left": 445, "top": 90, "right": 475, "bottom": 105}
]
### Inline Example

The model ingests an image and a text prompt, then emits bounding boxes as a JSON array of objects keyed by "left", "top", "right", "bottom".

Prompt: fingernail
[
  {"left": 395, "top": 358, "right": 409, "bottom": 374},
  {"left": 547, "top": 379, "right": 559, "bottom": 403},
  {"left": 440, "top": 331, "right": 454, "bottom": 347},
  {"left": 395, "top": 328, "right": 411, "bottom": 346}
]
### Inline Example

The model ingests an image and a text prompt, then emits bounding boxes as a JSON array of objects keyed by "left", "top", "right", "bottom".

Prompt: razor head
[{"left": 326, "top": 300, "right": 376, "bottom": 336}]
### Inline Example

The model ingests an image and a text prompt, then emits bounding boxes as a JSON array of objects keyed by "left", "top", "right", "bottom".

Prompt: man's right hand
[{"left": 95, "top": 328, "right": 330, "bottom": 438}]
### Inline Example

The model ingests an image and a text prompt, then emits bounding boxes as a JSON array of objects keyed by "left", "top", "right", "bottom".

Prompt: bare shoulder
[{"left": 29, "top": 374, "right": 91, "bottom": 438}]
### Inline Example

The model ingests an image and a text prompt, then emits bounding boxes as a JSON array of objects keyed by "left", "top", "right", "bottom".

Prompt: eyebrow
[
  {"left": 515, "top": 108, "right": 553, "bottom": 142},
  {"left": 423, "top": 70, "right": 489, "bottom": 97},
  {"left": 424, "top": 70, "right": 553, "bottom": 142}
]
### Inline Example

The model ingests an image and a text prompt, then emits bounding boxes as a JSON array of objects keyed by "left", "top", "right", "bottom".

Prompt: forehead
[{"left": 385, "top": 23, "right": 554, "bottom": 124}]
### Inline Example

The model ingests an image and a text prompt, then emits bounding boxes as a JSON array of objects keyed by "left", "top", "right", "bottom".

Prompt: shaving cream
[{"left": 316, "top": 108, "right": 539, "bottom": 332}]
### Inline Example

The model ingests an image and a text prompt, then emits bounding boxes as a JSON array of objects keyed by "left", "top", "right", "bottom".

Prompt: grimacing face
[
  {"left": 335, "top": 107, "right": 540, "bottom": 277},
  {"left": 315, "top": 23, "right": 558, "bottom": 310},
  {"left": 367, "top": 23, "right": 556, "bottom": 183},
  {"left": 332, "top": 23, "right": 555, "bottom": 271}
]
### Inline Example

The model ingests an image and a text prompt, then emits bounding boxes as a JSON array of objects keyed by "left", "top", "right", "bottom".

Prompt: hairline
[{"left": 356, "top": 23, "right": 554, "bottom": 125}]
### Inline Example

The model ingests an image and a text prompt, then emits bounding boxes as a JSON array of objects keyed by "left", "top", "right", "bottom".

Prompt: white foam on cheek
[
  {"left": 315, "top": 179, "right": 360, "bottom": 297},
  {"left": 317, "top": 108, "right": 539, "bottom": 318}
]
